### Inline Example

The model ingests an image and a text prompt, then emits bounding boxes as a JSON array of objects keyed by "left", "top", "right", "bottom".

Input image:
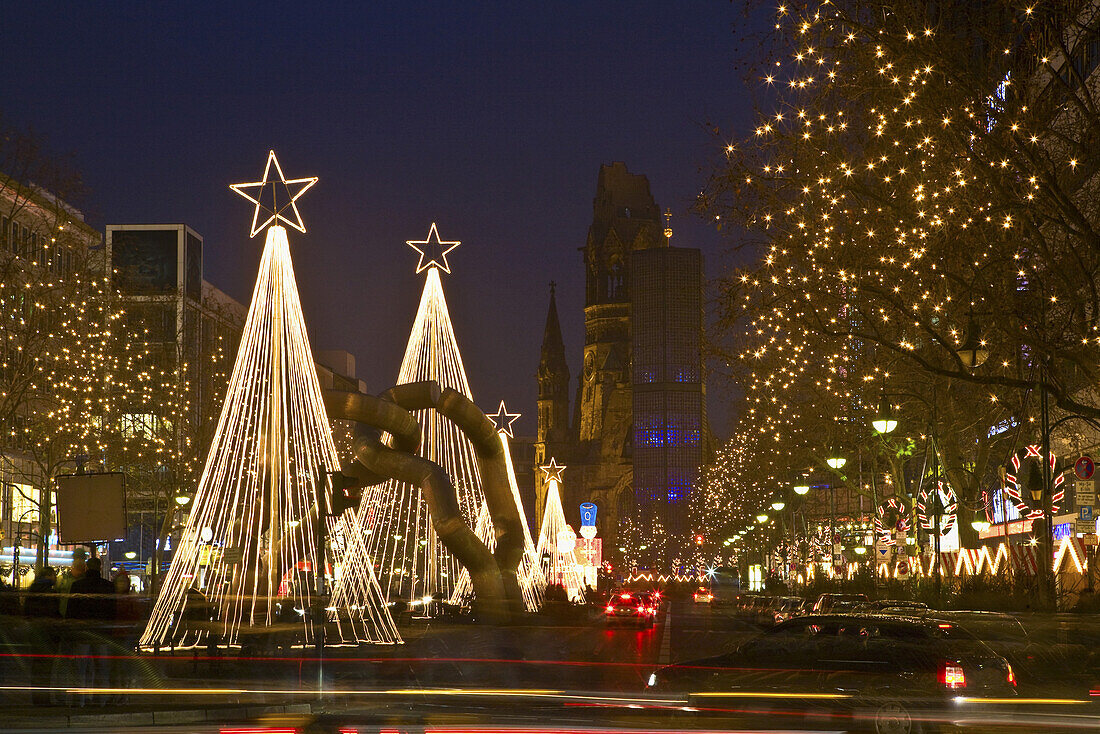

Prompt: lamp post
[
  {"left": 872, "top": 396, "right": 898, "bottom": 435},
  {"left": 956, "top": 316, "right": 990, "bottom": 370}
]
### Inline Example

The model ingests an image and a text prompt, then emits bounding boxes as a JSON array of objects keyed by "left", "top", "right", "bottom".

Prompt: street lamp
[
  {"left": 971, "top": 511, "right": 990, "bottom": 534},
  {"left": 756, "top": 513, "right": 769, "bottom": 524},
  {"left": 956, "top": 317, "right": 990, "bottom": 369},
  {"left": 793, "top": 482, "right": 810, "bottom": 496},
  {"left": 872, "top": 396, "right": 898, "bottom": 434},
  {"left": 826, "top": 455, "right": 847, "bottom": 470},
  {"left": 771, "top": 501, "right": 786, "bottom": 511},
  {"left": 174, "top": 494, "right": 191, "bottom": 506}
]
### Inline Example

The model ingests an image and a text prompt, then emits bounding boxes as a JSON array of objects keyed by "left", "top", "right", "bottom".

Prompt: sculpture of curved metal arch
[{"left": 324, "top": 382, "right": 524, "bottom": 623}]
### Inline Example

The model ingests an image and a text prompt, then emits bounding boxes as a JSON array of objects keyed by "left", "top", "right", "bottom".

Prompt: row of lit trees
[
  {"left": 0, "top": 122, "right": 234, "bottom": 571},
  {"left": 696, "top": 1, "right": 1100, "bottom": 592}
]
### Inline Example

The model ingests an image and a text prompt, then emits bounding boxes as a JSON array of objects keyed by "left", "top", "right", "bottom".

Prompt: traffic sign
[
  {"left": 1080, "top": 506, "right": 1094, "bottom": 523},
  {"left": 1076, "top": 456, "right": 1096, "bottom": 480},
  {"left": 1077, "top": 479, "right": 1096, "bottom": 507}
]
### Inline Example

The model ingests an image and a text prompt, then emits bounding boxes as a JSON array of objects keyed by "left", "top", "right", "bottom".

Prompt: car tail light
[
  {"left": 1006, "top": 663, "right": 1016, "bottom": 687},
  {"left": 605, "top": 605, "right": 614, "bottom": 614},
  {"left": 647, "top": 606, "right": 655, "bottom": 614},
  {"left": 620, "top": 592, "right": 632, "bottom": 600},
  {"left": 940, "top": 662, "right": 967, "bottom": 690}
]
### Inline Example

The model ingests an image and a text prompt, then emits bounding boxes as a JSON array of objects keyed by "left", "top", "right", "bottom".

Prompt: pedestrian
[
  {"left": 57, "top": 557, "right": 86, "bottom": 618},
  {"left": 24, "top": 567, "right": 58, "bottom": 703},
  {"left": 67, "top": 557, "right": 116, "bottom": 706},
  {"left": 50, "top": 557, "right": 86, "bottom": 704},
  {"left": 24, "top": 566, "right": 58, "bottom": 618}
]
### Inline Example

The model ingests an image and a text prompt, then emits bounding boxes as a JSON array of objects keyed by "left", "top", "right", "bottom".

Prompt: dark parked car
[
  {"left": 812, "top": 592, "right": 869, "bottom": 613},
  {"left": 647, "top": 613, "right": 1015, "bottom": 734},
  {"left": 770, "top": 596, "right": 808, "bottom": 625},
  {"left": 855, "top": 599, "right": 929, "bottom": 613}
]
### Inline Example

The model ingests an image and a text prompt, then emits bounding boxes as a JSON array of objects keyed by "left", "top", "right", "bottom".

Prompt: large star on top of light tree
[
  {"left": 488, "top": 400, "right": 521, "bottom": 438},
  {"left": 406, "top": 222, "right": 460, "bottom": 274},
  {"left": 230, "top": 150, "right": 318, "bottom": 238},
  {"left": 539, "top": 458, "right": 566, "bottom": 483}
]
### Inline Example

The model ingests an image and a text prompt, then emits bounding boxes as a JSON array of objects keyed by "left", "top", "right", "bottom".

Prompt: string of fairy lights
[
  {"left": 141, "top": 153, "right": 400, "bottom": 648},
  {"left": 701, "top": 1, "right": 1095, "bottom": 550}
]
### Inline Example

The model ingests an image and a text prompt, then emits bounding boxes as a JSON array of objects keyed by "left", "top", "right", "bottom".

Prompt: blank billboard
[{"left": 55, "top": 472, "right": 127, "bottom": 544}]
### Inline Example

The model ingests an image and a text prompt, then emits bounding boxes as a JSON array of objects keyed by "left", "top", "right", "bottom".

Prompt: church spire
[{"left": 538, "top": 281, "right": 569, "bottom": 398}]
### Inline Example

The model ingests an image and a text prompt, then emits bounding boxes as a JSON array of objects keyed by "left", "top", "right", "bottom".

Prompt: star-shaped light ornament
[
  {"left": 230, "top": 150, "right": 318, "bottom": 238},
  {"left": 407, "top": 222, "right": 460, "bottom": 274},
  {"left": 540, "top": 458, "right": 566, "bottom": 484},
  {"left": 489, "top": 400, "right": 521, "bottom": 438}
]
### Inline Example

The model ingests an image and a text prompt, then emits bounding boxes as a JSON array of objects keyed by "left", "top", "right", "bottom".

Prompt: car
[
  {"left": 811, "top": 592, "right": 868, "bottom": 613},
  {"left": 647, "top": 613, "right": 1016, "bottom": 734},
  {"left": 692, "top": 586, "right": 714, "bottom": 603},
  {"left": 735, "top": 594, "right": 766, "bottom": 619},
  {"left": 855, "top": 599, "right": 929, "bottom": 613},
  {"left": 604, "top": 590, "right": 659, "bottom": 627},
  {"left": 771, "top": 596, "right": 807, "bottom": 625}
]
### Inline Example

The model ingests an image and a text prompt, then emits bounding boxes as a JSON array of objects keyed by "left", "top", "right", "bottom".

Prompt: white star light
[
  {"left": 230, "top": 150, "right": 318, "bottom": 238},
  {"left": 489, "top": 400, "right": 521, "bottom": 438},
  {"left": 539, "top": 457, "right": 567, "bottom": 483},
  {"left": 407, "top": 222, "right": 460, "bottom": 274}
]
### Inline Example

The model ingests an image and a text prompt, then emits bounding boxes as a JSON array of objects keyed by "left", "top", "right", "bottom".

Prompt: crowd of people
[{"left": 1, "top": 551, "right": 144, "bottom": 705}]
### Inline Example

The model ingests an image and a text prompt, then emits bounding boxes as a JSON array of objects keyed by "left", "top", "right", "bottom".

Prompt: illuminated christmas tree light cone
[
  {"left": 141, "top": 151, "right": 399, "bottom": 648},
  {"left": 356, "top": 224, "right": 496, "bottom": 609},
  {"left": 534, "top": 459, "right": 586, "bottom": 602},
  {"left": 449, "top": 402, "right": 546, "bottom": 611}
]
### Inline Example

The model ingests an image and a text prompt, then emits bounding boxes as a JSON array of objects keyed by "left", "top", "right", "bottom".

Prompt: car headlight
[{"left": 647, "top": 672, "right": 657, "bottom": 687}]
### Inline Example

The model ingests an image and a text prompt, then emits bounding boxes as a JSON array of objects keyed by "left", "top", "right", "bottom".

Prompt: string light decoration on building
[
  {"left": 449, "top": 401, "right": 545, "bottom": 610},
  {"left": 141, "top": 152, "right": 399, "bottom": 648},
  {"left": 355, "top": 226, "right": 496, "bottom": 608},
  {"left": 534, "top": 459, "right": 586, "bottom": 601}
]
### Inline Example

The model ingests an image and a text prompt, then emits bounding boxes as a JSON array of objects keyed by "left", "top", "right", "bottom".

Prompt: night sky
[{"left": 4, "top": 2, "right": 762, "bottom": 437}]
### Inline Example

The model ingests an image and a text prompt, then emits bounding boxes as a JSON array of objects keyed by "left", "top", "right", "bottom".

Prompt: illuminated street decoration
[
  {"left": 539, "top": 457, "right": 567, "bottom": 484},
  {"left": 406, "top": 222, "right": 461, "bottom": 274},
  {"left": 535, "top": 460, "right": 586, "bottom": 601},
  {"left": 489, "top": 400, "right": 521, "bottom": 439},
  {"left": 141, "top": 155, "right": 399, "bottom": 648},
  {"left": 357, "top": 234, "right": 537, "bottom": 609},
  {"left": 1004, "top": 445, "right": 1065, "bottom": 519},
  {"left": 229, "top": 150, "right": 318, "bottom": 237},
  {"left": 916, "top": 481, "right": 958, "bottom": 534},
  {"left": 873, "top": 497, "right": 911, "bottom": 546}
]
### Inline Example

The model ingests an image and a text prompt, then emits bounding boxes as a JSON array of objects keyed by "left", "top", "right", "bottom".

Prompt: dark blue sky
[{"left": 4, "top": 1, "right": 761, "bottom": 436}]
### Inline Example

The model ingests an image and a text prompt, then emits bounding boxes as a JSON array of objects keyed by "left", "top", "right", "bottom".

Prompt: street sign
[
  {"left": 1080, "top": 506, "right": 1094, "bottom": 523},
  {"left": 1077, "top": 479, "right": 1096, "bottom": 507},
  {"left": 222, "top": 547, "right": 243, "bottom": 564},
  {"left": 1075, "top": 455, "right": 1096, "bottom": 480}
]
